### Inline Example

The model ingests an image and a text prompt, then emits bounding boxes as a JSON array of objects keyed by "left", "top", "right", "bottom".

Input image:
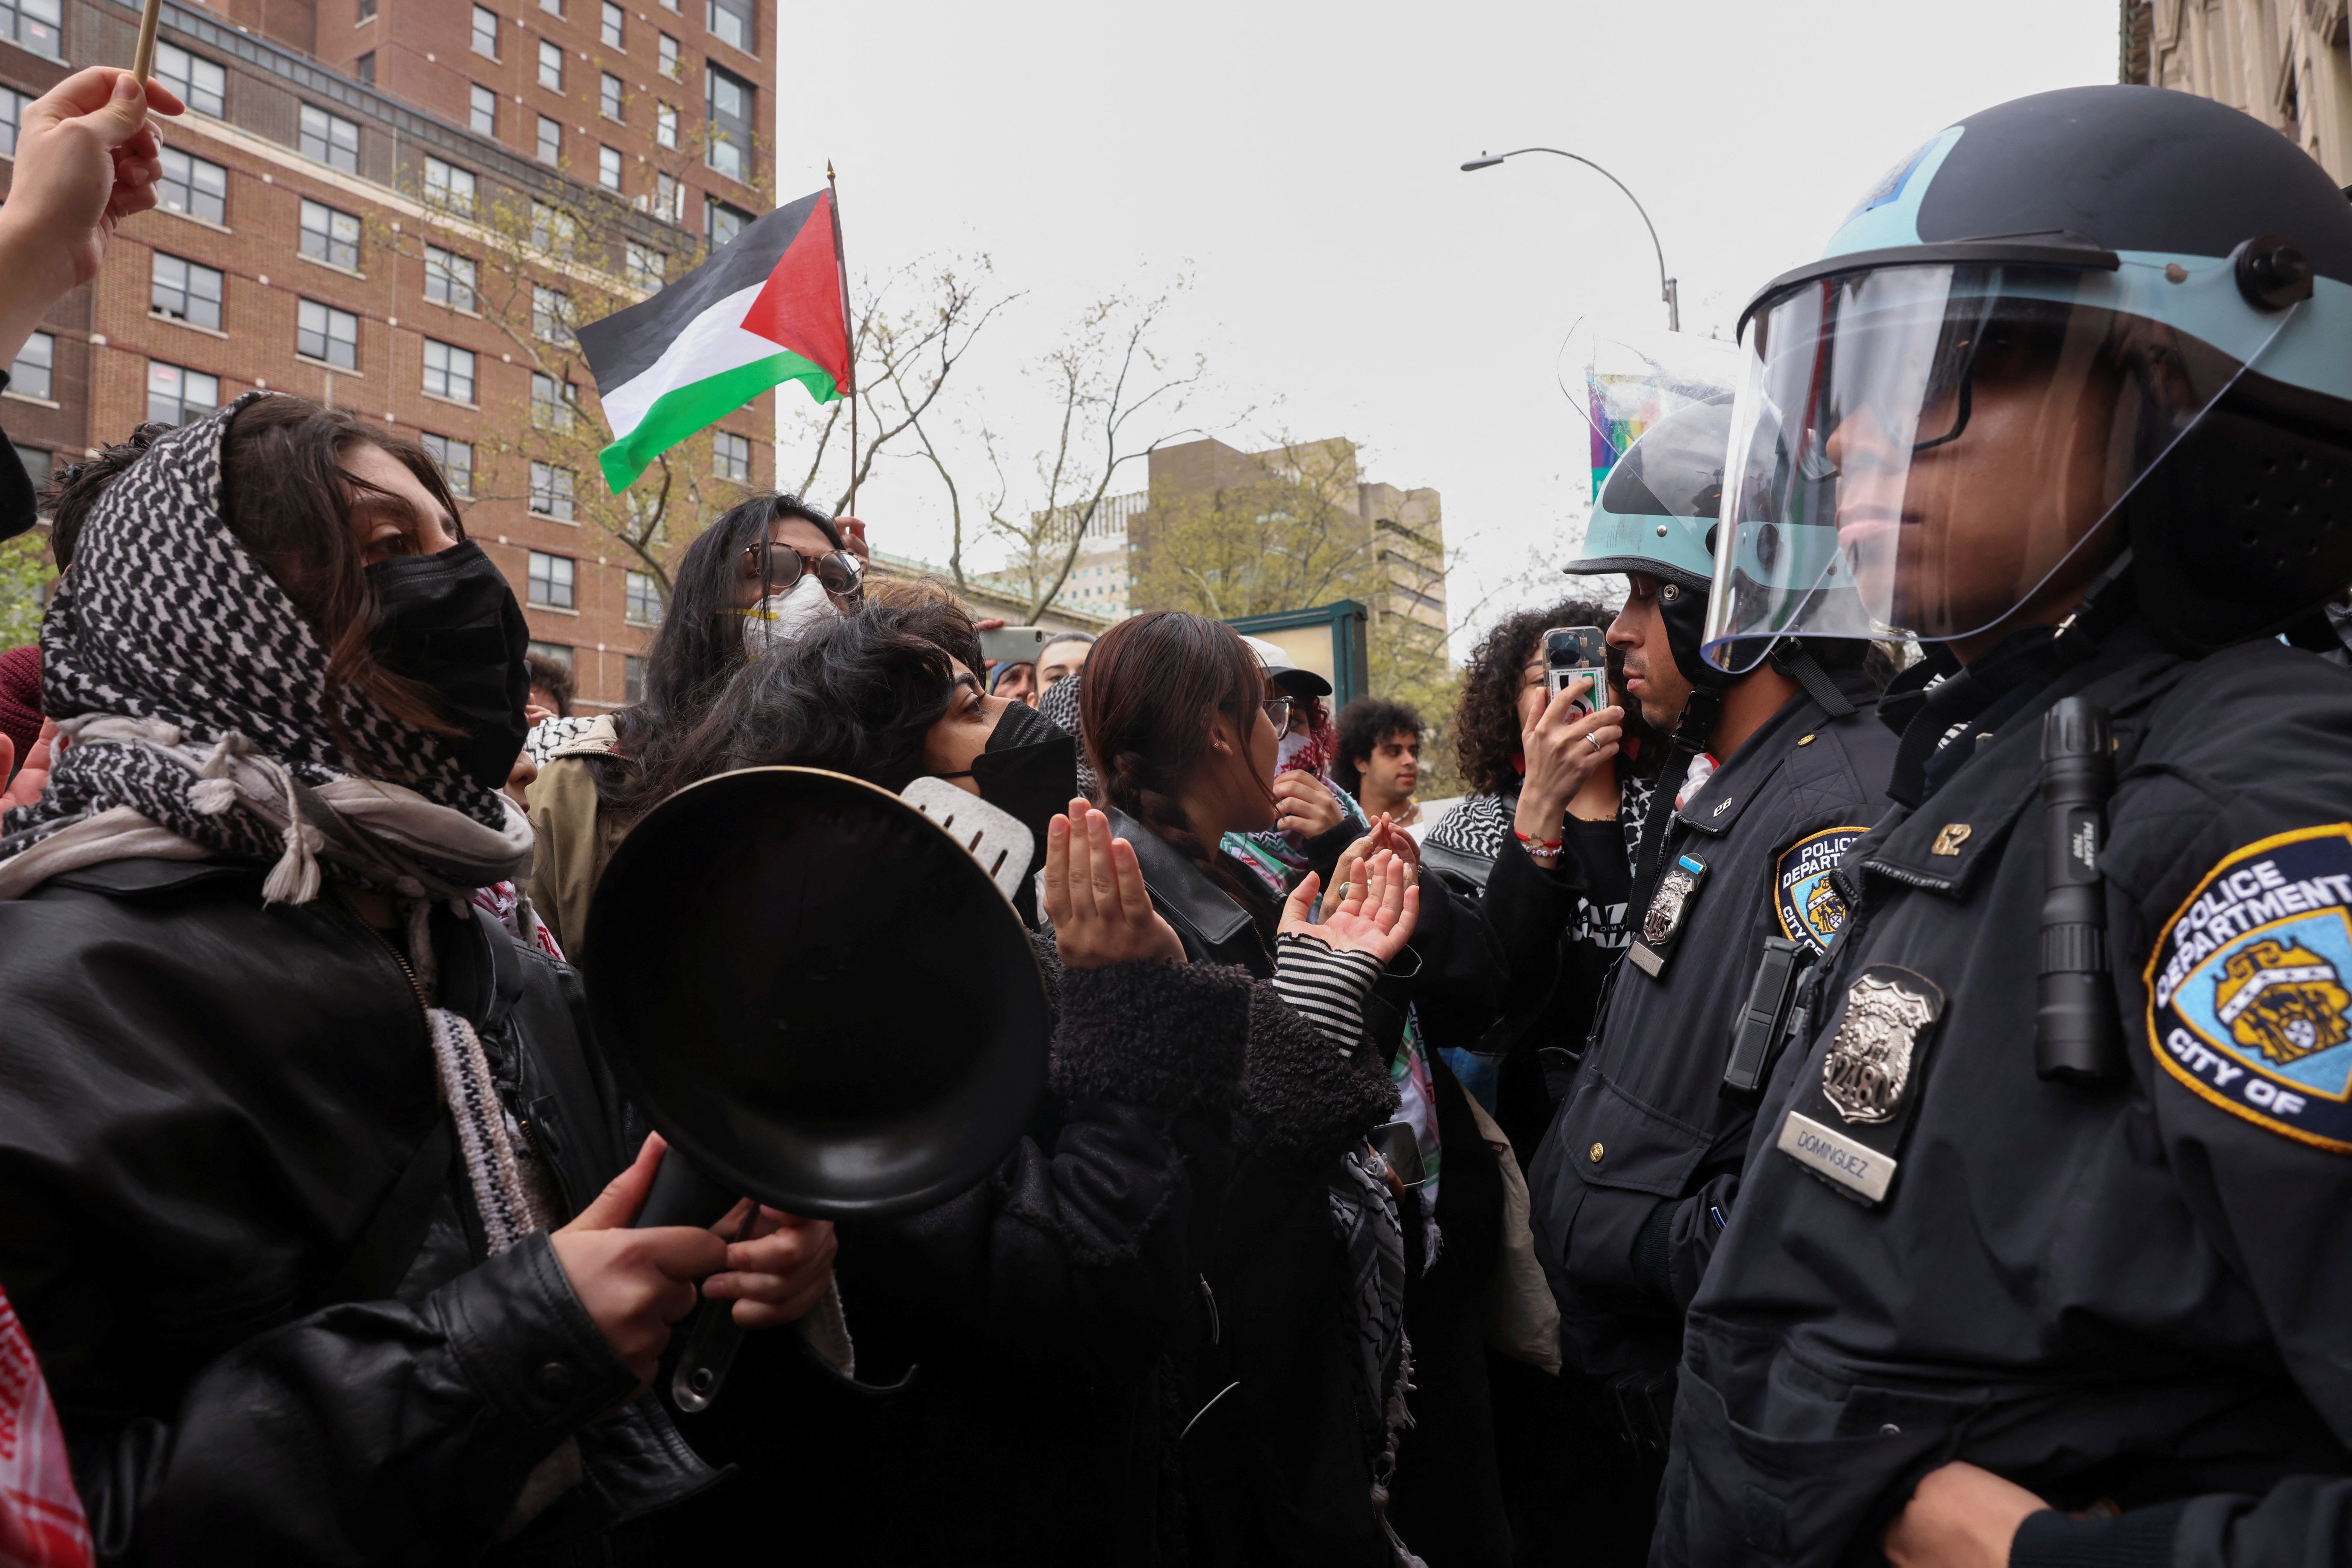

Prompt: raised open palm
[{"left": 1282, "top": 847, "right": 1418, "bottom": 967}]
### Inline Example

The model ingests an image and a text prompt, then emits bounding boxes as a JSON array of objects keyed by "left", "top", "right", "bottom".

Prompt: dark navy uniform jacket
[
  {"left": 1526, "top": 664, "right": 1897, "bottom": 1379},
  {"left": 1655, "top": 627, "right": 2352, "bottom": 1568}
]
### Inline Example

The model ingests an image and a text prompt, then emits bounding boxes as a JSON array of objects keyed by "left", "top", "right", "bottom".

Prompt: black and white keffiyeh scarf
[
  {"left": 0, "top": 393, "right": 545, "bottom": 1261},
  {"left": 0, "top": 393, "right": 528, "bottom": 904}
]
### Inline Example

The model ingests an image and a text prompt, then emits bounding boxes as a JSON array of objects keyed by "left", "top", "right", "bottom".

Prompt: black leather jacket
[{"left": 0, "top": 858, "right": 711, "bottom": 1566}]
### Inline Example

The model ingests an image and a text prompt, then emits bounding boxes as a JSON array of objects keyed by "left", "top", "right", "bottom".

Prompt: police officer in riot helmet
[
  {"left": 1510, "top": 394, "right": 1899, "bottom": 1562},
  {"left": 1657, "top": 86, "right": 2352, "bottom": 1568}
]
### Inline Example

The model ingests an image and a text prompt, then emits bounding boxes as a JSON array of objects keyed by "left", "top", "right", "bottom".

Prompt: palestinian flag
[{"left": 579, "top": 187, "right": 851, "bottom": 492}]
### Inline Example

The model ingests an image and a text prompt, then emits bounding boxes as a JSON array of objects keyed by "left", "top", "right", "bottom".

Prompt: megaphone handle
[{"left": 632, "top": 1145, "right": 739, "bottom": 1230}]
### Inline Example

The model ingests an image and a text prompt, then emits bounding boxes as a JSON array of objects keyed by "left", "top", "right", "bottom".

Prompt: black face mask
[
  {"left": 366, "top": 541, "right": 532, "bottom": 790},
  {"left": 943, "top": 699, "right": 1078, "bottom": 917}
]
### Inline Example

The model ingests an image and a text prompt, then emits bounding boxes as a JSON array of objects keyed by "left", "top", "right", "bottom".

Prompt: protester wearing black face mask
[
  {"left": 365, "top": 539, "right": 533, "bottom": 790},
  {"left": 0, "top": 395, "right": 846, "bottom": 1562},
  {"left": 936, "top": 695, "right": 1077, "bottom": 926}
]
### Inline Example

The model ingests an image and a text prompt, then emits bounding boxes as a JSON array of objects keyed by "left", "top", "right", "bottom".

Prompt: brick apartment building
[{"left": 0, "top": 0, "right": 779, "bottom": 708}]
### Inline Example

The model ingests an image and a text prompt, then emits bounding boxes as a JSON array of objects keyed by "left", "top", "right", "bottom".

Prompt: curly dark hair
[
  {"left": 1453, "top": 596, "right": 1618, "bottom": 798},
  {"left": 1331, "top": 697, "right": 1423, "bottom": 799}
]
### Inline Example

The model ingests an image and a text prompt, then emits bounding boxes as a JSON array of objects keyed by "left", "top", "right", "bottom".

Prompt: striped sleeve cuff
[{"left": 1271, "top": 933, "right": 1386, "bottom": 1051}]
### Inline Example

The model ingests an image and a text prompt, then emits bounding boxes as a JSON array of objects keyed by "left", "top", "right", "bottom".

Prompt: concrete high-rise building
[
  {"left": 0, "top": 0, "right": 779, "bottom": 709},
  {"left": 2123, "top": 0, "right": 2352, "bottom": 182},
  {"left": 1128, "top": 434, "right": 1446, "bottom": 634}
]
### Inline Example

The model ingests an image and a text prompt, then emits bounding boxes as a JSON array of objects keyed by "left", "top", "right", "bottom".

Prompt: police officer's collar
[
  {"left": 1676, "top": 663, "right": 1879, "bottom": 839},
  {"left": 1863, "top": 623, "right": 2170, "bottom": 897}
]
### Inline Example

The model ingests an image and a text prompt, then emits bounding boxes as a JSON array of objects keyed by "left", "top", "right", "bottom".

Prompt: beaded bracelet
[{"left": 1515, "top": 829, "right": 1564, "bottom": 862}]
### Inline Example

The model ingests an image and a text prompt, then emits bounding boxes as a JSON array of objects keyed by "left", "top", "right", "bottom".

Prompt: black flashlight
[{"left": 2036, "top": 697, "right": 2122, "bottom": 1085}]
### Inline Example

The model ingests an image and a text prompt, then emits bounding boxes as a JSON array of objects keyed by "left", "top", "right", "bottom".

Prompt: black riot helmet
[{"left": 1704, "top": 86, "right": 2352, "bottom": 669}]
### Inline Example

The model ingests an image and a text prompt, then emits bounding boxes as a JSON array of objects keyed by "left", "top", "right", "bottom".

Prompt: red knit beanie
[{"left": 0, "top": 644, "right": 40, "bottom": 765}]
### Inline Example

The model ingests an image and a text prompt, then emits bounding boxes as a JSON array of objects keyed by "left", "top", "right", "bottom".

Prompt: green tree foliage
[{"left": 0, "top": 532, "right": 51, "bottom": 650}]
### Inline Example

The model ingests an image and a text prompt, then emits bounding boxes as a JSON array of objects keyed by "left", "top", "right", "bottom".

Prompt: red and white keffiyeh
[{"left": 0, "top": 1287, "right": 92, "bottom": 1568}]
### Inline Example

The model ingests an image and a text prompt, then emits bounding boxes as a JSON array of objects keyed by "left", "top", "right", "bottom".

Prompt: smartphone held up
[{"left": 1542, "top": 626, "right": 1607, "bottom": 717}]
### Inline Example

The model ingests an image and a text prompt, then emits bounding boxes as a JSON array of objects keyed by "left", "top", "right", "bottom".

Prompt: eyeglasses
[
  {"left": 1261, "top": 696, "right": 1294, "bottom": 731},
  {"left": 743, "top": 540, "right": 863, "bottom": 604}
]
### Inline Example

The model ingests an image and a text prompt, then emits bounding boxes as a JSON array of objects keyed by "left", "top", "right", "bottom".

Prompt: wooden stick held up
[{"left": 131, "top": 0, "right": 163, "bottom": 84}]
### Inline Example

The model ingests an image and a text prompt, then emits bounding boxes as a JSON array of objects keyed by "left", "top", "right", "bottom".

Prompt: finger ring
[{"left": 1587, "top": 732, "right": 1605, "bottom": 751}]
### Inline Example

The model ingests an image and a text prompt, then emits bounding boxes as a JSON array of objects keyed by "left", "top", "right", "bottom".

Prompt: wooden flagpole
[
  {"left": 827, "top": 162, "right": 857, "bottom": 517},
  {"left": 131, "top": 0, "right": 163, "bottom": 84}
]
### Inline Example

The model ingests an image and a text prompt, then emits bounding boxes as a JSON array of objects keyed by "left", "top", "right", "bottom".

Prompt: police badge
[
  {"left": 1629, "top": 852, "right": 1710, "bottom": 978},
  {"left": 1820, "top": 968, "right": 1941, "bottom": 1122},
  {"left": 1777, "top": 964, "right": 1947, "bottom": 1205}
]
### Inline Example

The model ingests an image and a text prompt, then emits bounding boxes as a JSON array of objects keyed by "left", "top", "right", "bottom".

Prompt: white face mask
[
  {"left": 742, "top": 573, "right": 842, "bottom": 653},
  {"left": 1276, "top": 726, "right": 1314, "bottom": 774}
]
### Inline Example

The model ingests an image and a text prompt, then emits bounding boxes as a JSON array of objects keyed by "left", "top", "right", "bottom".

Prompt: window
[
  {"left": 624, "top": 570, "right": 661, "bottom": 624},
  {"left": 704, "top": 65, "right": 751, "bottom": 180},
  {"left": 653, "top": 170, "right": 681, "bottom": 223},
  {"left": 531, "top": 201, "right": 576, "bottom": 254},
  {"left": 532, "top": 371, "right": 574, "bottom": 430},
  {"left": 713, "top": 429, "right": 750, "bottom": 482},
  {"left": 158, "top": 147, "right": 228, "bottom": 224},
  {"left": 9, "top": 332, "right": 51, "bottom": 400},
  {"left": 538, "top": 38, "right": 563, "bottom": 92},
  {"left": 154, "top": 44, "right": 227, "bottom": 116},
  {"left": 528, "top": 639, "right": 573, "bottom": 670},
  {"left": 597, "top": 143, "right": 621, "bottom": 189},
  {"left": 151, "top": 253, "right": 224, "bottom": 330},
  {"left": 600, "top": 0, "right": 623, "bottom": 45},
  {"left": 599, "top": 70, "right": 623, "bottom": 120},
  {"left": 529, "top": 464, "right": 576, "bottom": 519},
  {"left": 528, "top": 552, "right": 576, "bottom": 608},
  {"left": 706, "top": 0, "right": 751, "bottom": 53},
  {"left": 300, "top": 104, "right": 360, "bottom": 172},
  {"left": 297, "top": 299, "right": 359, "bottom": 369},
  {"left": 470, "top": 3, "right": 498, "bottom": 57},
  {"left": 469, "top": 82, "right": 497, "bottom": 135},
  {"left": 538, "top": 0, "right": 560, "bottom": 15},
  {"left": 299, "top": 198, "right": 360, "bottom": 270},
  {"left": 532, "top": 285, "right": 575, "bottom": 345},
  {"left": 14, "top": 444, "right": 48, "bottom": 493},
  {"left": 358, "top": 0, "right": 375, "bottom": 19},
  {"left": 424, "top": 245, "right": 477, "bottom": 310},
  {"left": 422, "top": 432, "right": 473, "bottom": 496},
  {"left": 0, "top": 0, "right": 61, "bottom": 59},
  {"left": 424, "top": 156, "right": 476, "bottom": 213},
  {"left": 654, "top": 100, "right": 676, "bottom": 148},
  {"left": 355, "top": 50, "right": 375, "bottom": 86},
  {"left": 0, "top": 87, "right": 21, "bottom": 158},
  {"left": 624, "top": 653, "right": 645, "bottom": 704},
  {"left": 705, "top": 198, "right": 748, "bottom": 250},
  {"left": 657, "top": 31, "right": 679, "bottom": 77},
  {"left": 422, "top": 338, "right": 476, "bottom": 402},
  {"left": 625, "top": 243, "right": 665, "bottom": 289},
  {"left": 146, "top": 361, "right": 219, "bottom": 426},
  {"left": 535, "top": 114, "right": 561, "bottom": 164}
]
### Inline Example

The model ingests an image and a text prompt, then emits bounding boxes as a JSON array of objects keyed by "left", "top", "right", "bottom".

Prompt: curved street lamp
[{"left": 1462, "top": 147, "right": 1679, "bottom": 331}]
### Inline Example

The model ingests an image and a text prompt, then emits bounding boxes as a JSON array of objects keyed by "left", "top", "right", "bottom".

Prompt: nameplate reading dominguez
[
  {"left": 1776, "top": 1111, "right": 1894, "bottom": 1203},
  {"left": 1630, "top": 852, "right": 1711, "bottom": 978}
]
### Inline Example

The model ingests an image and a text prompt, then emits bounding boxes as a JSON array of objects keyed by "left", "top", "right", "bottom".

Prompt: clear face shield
[{"left": 1701, "top": 262, "right": 2295, "bottom": 673}]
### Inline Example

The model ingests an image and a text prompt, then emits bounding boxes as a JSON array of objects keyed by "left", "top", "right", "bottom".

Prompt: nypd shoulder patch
[
  {"left": 1775, "top": 827, "right": 1867, "bottom": 955},
  {"left": 2148, "top": 824, "right": 2352, "bottom": 1152}
]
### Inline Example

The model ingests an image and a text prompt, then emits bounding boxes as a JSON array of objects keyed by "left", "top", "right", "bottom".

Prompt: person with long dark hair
[
  {"left": 525, "top": 491, "right": 863, "bottom": 955},
  {"left": 0, "top": 394, "right": 836, "bottom": 1562},
  {"left": 1081, "top": 609, "right": 1446, "bottom": 1565}
]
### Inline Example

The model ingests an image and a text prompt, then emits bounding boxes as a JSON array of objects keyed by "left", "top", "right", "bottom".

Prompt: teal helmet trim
[
  {"left": 1562, "top": 395, "right": 1731, "bottom": 592},
  {"left": 1705, "top": 85, "right": 2352, "bottom": 667}
]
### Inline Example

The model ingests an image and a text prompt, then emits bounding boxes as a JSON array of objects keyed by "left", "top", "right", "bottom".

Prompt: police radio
[{"left": 2035, "top": 697, "right": 2124, "bottom": 1086}]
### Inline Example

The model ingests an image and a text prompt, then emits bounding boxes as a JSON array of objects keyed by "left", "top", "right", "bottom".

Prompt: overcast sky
[{"left": 769, "top": 0, "right": 2121, "bottom": 655}]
